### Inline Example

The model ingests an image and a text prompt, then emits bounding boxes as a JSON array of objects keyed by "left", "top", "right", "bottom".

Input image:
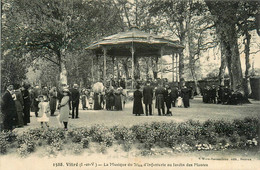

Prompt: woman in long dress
[
  {"left": 81, "top": 89, "right": 87, "bottom": 110},
  {"left": 108, "top": 88, "right": 115, "bottom": 110},
  {"left": 181, "top": 85, "right": 190, "bottom": 108},
  {"left": 114, "top": 88, "right": 122, "bottom": 111},
  {"left": 133, "top": 85, "right": 144, "bottom": 116},
  {"left": 105, "top": 88, "right": 111, "bottom": 110},
  {"left": 59, "top": 89, "right": 70, "bottom": 130}
]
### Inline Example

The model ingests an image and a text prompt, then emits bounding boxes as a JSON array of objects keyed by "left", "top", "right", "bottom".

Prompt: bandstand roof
[{"left": 86, "top": 27, "right": 184, "bottom": 57}]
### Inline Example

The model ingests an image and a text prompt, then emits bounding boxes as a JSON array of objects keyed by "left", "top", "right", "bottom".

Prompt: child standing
[
  {"left": 37, "top": 95, "right": 50, "bottom": 128},
  {"left": 177, "top": 96, "right": 183, "bottom": 107}
]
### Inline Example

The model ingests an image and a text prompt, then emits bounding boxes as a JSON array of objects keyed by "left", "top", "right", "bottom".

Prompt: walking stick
[
  {"left": 151, "top": 100, "right": 153, "bottom": 115},
  {"left": 152, "top": 98, "right": 155, "bottom": 115}
]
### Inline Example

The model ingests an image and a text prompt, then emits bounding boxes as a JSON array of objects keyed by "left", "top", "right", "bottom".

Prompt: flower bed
[{"left": 0, "top": 117, "right": 258, "bottom": 157}]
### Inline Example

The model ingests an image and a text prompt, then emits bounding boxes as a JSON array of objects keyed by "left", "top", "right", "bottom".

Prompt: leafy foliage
[
  {"left": 1, "top": 0, "right": 125, "bottom": 87},
  {"left": 0, "top": 117, "right": 259, "bottom": 157}
]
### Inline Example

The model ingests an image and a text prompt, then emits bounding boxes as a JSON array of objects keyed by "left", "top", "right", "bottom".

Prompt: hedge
[{"left": 0, "top": 117, "right": 258, "bottom": 157}]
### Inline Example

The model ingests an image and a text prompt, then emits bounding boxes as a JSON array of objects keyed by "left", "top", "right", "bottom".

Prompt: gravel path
[{"left": 14, "top": 97, "right": 260, "bottom": 132}]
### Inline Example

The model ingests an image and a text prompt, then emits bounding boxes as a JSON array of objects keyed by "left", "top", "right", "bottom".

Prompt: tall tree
[
  {"left": 205, "top": 0, "right": 244, "bottom": 92},
  {"left": 237, "top": 1, "right": 260, "bottom": 97},
  {"left": 2, "top": 0, "right": 123, "bottom": 87},
  {"left": 206, "top": 0, "right": 260, "bottom": 96},
  {"left": 148, "top": 0, "right": 216, "bottom": 92},
  {"left": 1, "top": 0, "right": 29, "bottom": 90}
]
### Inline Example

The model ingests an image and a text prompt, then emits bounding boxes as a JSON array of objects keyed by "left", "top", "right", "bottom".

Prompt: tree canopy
[{"left": 1, "top": 0, "right": 260, "bottom": 95}]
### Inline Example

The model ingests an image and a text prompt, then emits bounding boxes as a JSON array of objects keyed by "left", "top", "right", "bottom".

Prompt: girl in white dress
[
  {"left": 37, "top": 95, "right": 50, "bottom": 128},
  {"left": 177, "top": 96, "right": 183, "bottom": 107}
]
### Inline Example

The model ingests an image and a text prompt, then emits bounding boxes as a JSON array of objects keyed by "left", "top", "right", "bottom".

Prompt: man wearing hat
[
  {"left": 22, "top": 83, "right": 31, "bottom": 125},
  {"left": 1, "top": 84, "right": 17, "bottom": 130},
  {"left": 143, "top": 81, "right": 153, "bottom": 116},
  {"left": 70, "top": 84, "right": 80, "bottom": 119}
]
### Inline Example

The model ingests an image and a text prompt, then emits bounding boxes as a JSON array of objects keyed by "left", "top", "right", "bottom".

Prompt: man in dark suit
[
  {"left": 181, "top": 85, "right": 190, "bottom": 108},
  {"left": 143, "top": 81, "right": 153, "bottom": 116},
  {"left": 170, "top": 86, "right": 178, "bottom": 107},
  {"left": 155, "top": 83, "right": 166, "bottom": 116},
  {"left": 1, "top": 84, "right": 17, "bottom": 130},
  {"left": 165, "top": 88, "right": 173, "bottom": 115},
  {"left": 210, "top": 85, "right": 217, "bottom": 104},
  {"left": 70, "top": 84, "right": 80, "bottom": 119}
]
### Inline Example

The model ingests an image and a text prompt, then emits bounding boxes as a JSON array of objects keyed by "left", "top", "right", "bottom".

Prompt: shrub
[
  {"left": 81, "top": 137, "right": 91, "bottom": 149},
  {"left": 233, "top": 117, "right": 259, "bottom": 139},
  {"left": 214, "top": 120, "right": 234, "bottom": 137},
  {"left": 131, "top": 123, "right": 157, "bottom": 149},
  {"left": 51, "top": 139, "right": 63, "bottom": 151},
  {"left": 130, "top": 124, "right": 148, "bottom": 143},
  {"left": 204, "top": 132, "right": 218, "bottom": 145},
  {"left": 45, "top": 146, "right": 59, "bottom": 157},
  {"left": 229, "top": 132, "right": 240, "bottom": 145},
  {"left": 90, "top": 125, "right": 114, "bottom": 147},
  {"left": 0, "top": 131, "right": 17, "bottom": 154},
  {"left": 41, "top": 128, "right": 65, "bottom": 145},
  {"left": 17, "top": 137, "right": 36, "bottom": 157},
  {"left": 1, "top": 117, "right": 259, "bottom": 156},
  {"left": 157, "top": 123, "right": 178, "bottom": 148},
  {"left": 72, "top": 144, "right": 84, "bottom": 155},
  {"left": 68, "top": 128, "right": 90, "bottom": 143},
  {"left": 111, "top": 126, "right": 136, "bottom": 151}
]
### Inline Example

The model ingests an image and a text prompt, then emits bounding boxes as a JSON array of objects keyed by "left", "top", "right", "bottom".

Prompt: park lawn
[{"left": 15, "top": 97, "right": 260, "bottom": 132}]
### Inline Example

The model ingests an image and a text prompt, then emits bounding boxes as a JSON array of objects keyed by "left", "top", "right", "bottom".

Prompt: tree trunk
[
  {"left": 97, "top": 55, "right": 100, "bottom": 81},
  {"left": 187, "top": 21, "right": 200, "bottom": 94},
  {"left": 122, "top": 58, "right": 129, "bottom": 79},
  {"left": 56, "top": 50, "right": 68, "bottom": 87},
  {"left": 178, "top": 20, "right": 185, "bottom": 87},
  {"left": 172, "top": 54, "right": 175, "bottom": 82},
  {"left": 116, "top": 58, "right": 120, "bottom": 80},
  {"left": 244, "top": 31, "right": 252, "bottom": 96},
  {"left": 152, "top": 56, "right": 158, "bottom": 79},
  {"left": 145, "top": 58, "right": 150, "bottom": 80},
  {"left": 179, "top": 52, "right": 185, "bottom": 86},
  {"left": 218, "top": 40, "right": 227, "bottom": 86},
  {"left": 134, "top": 56, "right": 140, "bottom": 80},
  {"left": 190, "top": 65, "right": 200, "bottom": 94},
  {"left": 228, "top": 26, "right": 243, "bottom": 92},
  {"left": 206, "top": 1, "right": 244, "bottom": 93},
  {"left": 112, "top": 56, "right": 115, "bottom": 80},
  {"left": 59, "top": 62, "right": 68, "bottom": 86}
]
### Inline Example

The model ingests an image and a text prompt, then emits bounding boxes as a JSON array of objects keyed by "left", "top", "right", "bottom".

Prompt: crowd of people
[
  {"left": 133, "top": 82, "right": 193, "bottom": 116},
  {"left": 0, "top": 81, "right": 129, "bottom": 131},
  {"left": 202, "top": 85, "right": 244, "bottom": 105},
  {"left": 4, "top": 80, "right": 242, "bottom": 131},
  {"left": 1, "top": 84, "right": 31, "bottom": 130},
  {"left": 80, "top": 87, "right": 126, "bottom": 111},
  {"left": 0, "top": 83, "right": 79, "bottom": 131}
]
